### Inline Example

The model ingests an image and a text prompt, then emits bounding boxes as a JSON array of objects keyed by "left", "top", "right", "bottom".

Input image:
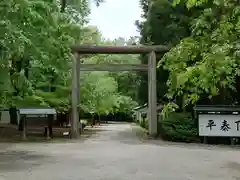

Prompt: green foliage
[
  {"left": 161, "top": 102, "right": 179, "bottom": 119},
  {"left": 0, "top": 0, "right": 140, "bottom": 119},
  {"left": 139, "top": 118, "right": 148, "bottom": 129},
  {"left": 81, "top": 70, "right": 138, "bottom": 116},
  {"left": 80, "top": 119, "right": 88, "bottom": 129},
  {"left": 0, "top": 0, "right": 78, "bottom": 108},
  {"left": 160, "top": 0, "right": 240, "bottom": 114},
  {"left": 137, "top": 0, "right": 191, "bottom": 104},
  {"left": 159, "top": 112, "right": 199, "bottom": 142},
  {"left": 81, "top": 71, "right": 118, "bottom": 115},
  {"left": 79, "top": 38, "right": 140, "bottom": 116},
  {"left": 137, "top": 0, "right": 240, "bottom": 143}
]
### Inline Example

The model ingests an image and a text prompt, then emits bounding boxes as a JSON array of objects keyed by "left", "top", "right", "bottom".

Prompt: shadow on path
[{"left": 0, "top": 150, "right": 53, "bottom": 172}]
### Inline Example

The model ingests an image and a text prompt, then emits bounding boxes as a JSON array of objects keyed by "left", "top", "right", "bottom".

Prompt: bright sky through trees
[{"left": 89, "top": 0, "right": 142, "bottom": 40}]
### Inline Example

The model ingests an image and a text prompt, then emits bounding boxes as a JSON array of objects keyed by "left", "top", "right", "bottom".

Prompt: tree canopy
[
  {"left": 138, "top": 0, "right": 240, "bottom": 116},
  {"left": 161, "top": 0, "right": 240, "bottom": 111},
  {"left": 137, "top": 0, "right": 191, "bottom": 104},
  {"left": 0, "top": 0, "right": 139, "bottom": 121}
]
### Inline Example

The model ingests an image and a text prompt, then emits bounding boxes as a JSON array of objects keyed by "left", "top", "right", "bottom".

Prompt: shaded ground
[
  {"left": 0, "top": 123, "right": 98, "bottom": 142},
  {"left": 0, "top": 122, "right": 239, "bottom": 180}
]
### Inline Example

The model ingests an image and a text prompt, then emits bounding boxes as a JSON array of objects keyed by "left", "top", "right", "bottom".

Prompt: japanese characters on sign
[{"left": 199, "top": 114, "right": 240, "bottom": 137}]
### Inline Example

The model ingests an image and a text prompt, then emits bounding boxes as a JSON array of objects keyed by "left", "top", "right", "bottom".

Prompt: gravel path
[{"left": 0, "top": 122, "right": 239, "bottom": 180}]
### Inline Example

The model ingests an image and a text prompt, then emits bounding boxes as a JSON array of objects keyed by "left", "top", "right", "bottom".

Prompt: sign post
[{"left": 18, "top": 108, "right": 56, "bottom": 140}]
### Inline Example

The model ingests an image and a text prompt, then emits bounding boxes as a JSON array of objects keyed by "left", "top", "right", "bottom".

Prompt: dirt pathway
[{"left": 0, "top": 122, "right": 239, "bottom": 180}]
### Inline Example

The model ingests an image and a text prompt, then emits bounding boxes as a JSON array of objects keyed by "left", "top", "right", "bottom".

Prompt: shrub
[
  {"left": 80, "top": 119, "right": 88, "bottom": 129},
  {"left": 139, "top": 118, "right": 148, "bottom": 129},
  {"left": 158, "top": 112, "right": 200, "bottom": 143}
]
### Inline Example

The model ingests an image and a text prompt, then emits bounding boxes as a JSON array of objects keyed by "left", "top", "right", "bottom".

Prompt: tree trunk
[
  {"left": 9, "top": 107, "right": 18, "bottom": 125},
  {"left": 61, "top": 0, "right": 67, "bottom": 12},
  {"left": 9, "top": 58, "right": 29, "bottom": 126},
  {"left": 97, "top": 114, "right": 100, "bottom": 125},
  {"left": 91, "top": 115, "right": 95, "bottom": 127}
]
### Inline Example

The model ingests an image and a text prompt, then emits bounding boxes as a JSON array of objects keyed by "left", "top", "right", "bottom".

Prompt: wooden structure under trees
[{"left": 70, "top": 45, "right": 169, "bottom": 138}]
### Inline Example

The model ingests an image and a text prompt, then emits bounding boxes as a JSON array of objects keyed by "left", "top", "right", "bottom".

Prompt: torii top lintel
[{"left": 71, "top": 45, "right": 169, "bottom": 54}]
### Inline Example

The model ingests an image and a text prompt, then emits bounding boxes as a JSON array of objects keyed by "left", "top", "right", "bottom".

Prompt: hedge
[
  {"left": 137, "top": 112, "right": 200, "bottom": 143},
  {"left": 139, "top": 118, "right": 148, "bottom": 130},
  {"left": 158, "top": 112, "right": 200, "bottom": 143},
  {"left": 139, "top": 112, "right": 240, "bottom": 144}
]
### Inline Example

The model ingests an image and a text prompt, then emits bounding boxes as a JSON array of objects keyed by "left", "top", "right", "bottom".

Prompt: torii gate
[{"left": 70, "top": 45, "right": 169, "bottom": 138}]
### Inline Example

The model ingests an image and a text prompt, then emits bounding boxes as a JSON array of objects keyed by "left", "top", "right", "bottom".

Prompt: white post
[
  {"left": 148, "top": 51, "right": 158, "bottom": 136},
  {"left": 71, "top": 52, "right": 80, "bottom": 138}
]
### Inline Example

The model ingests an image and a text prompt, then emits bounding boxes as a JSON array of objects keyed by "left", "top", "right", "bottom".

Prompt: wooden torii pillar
[{"left": 71, "top": 45, "right": 169, "bottom": 138}]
